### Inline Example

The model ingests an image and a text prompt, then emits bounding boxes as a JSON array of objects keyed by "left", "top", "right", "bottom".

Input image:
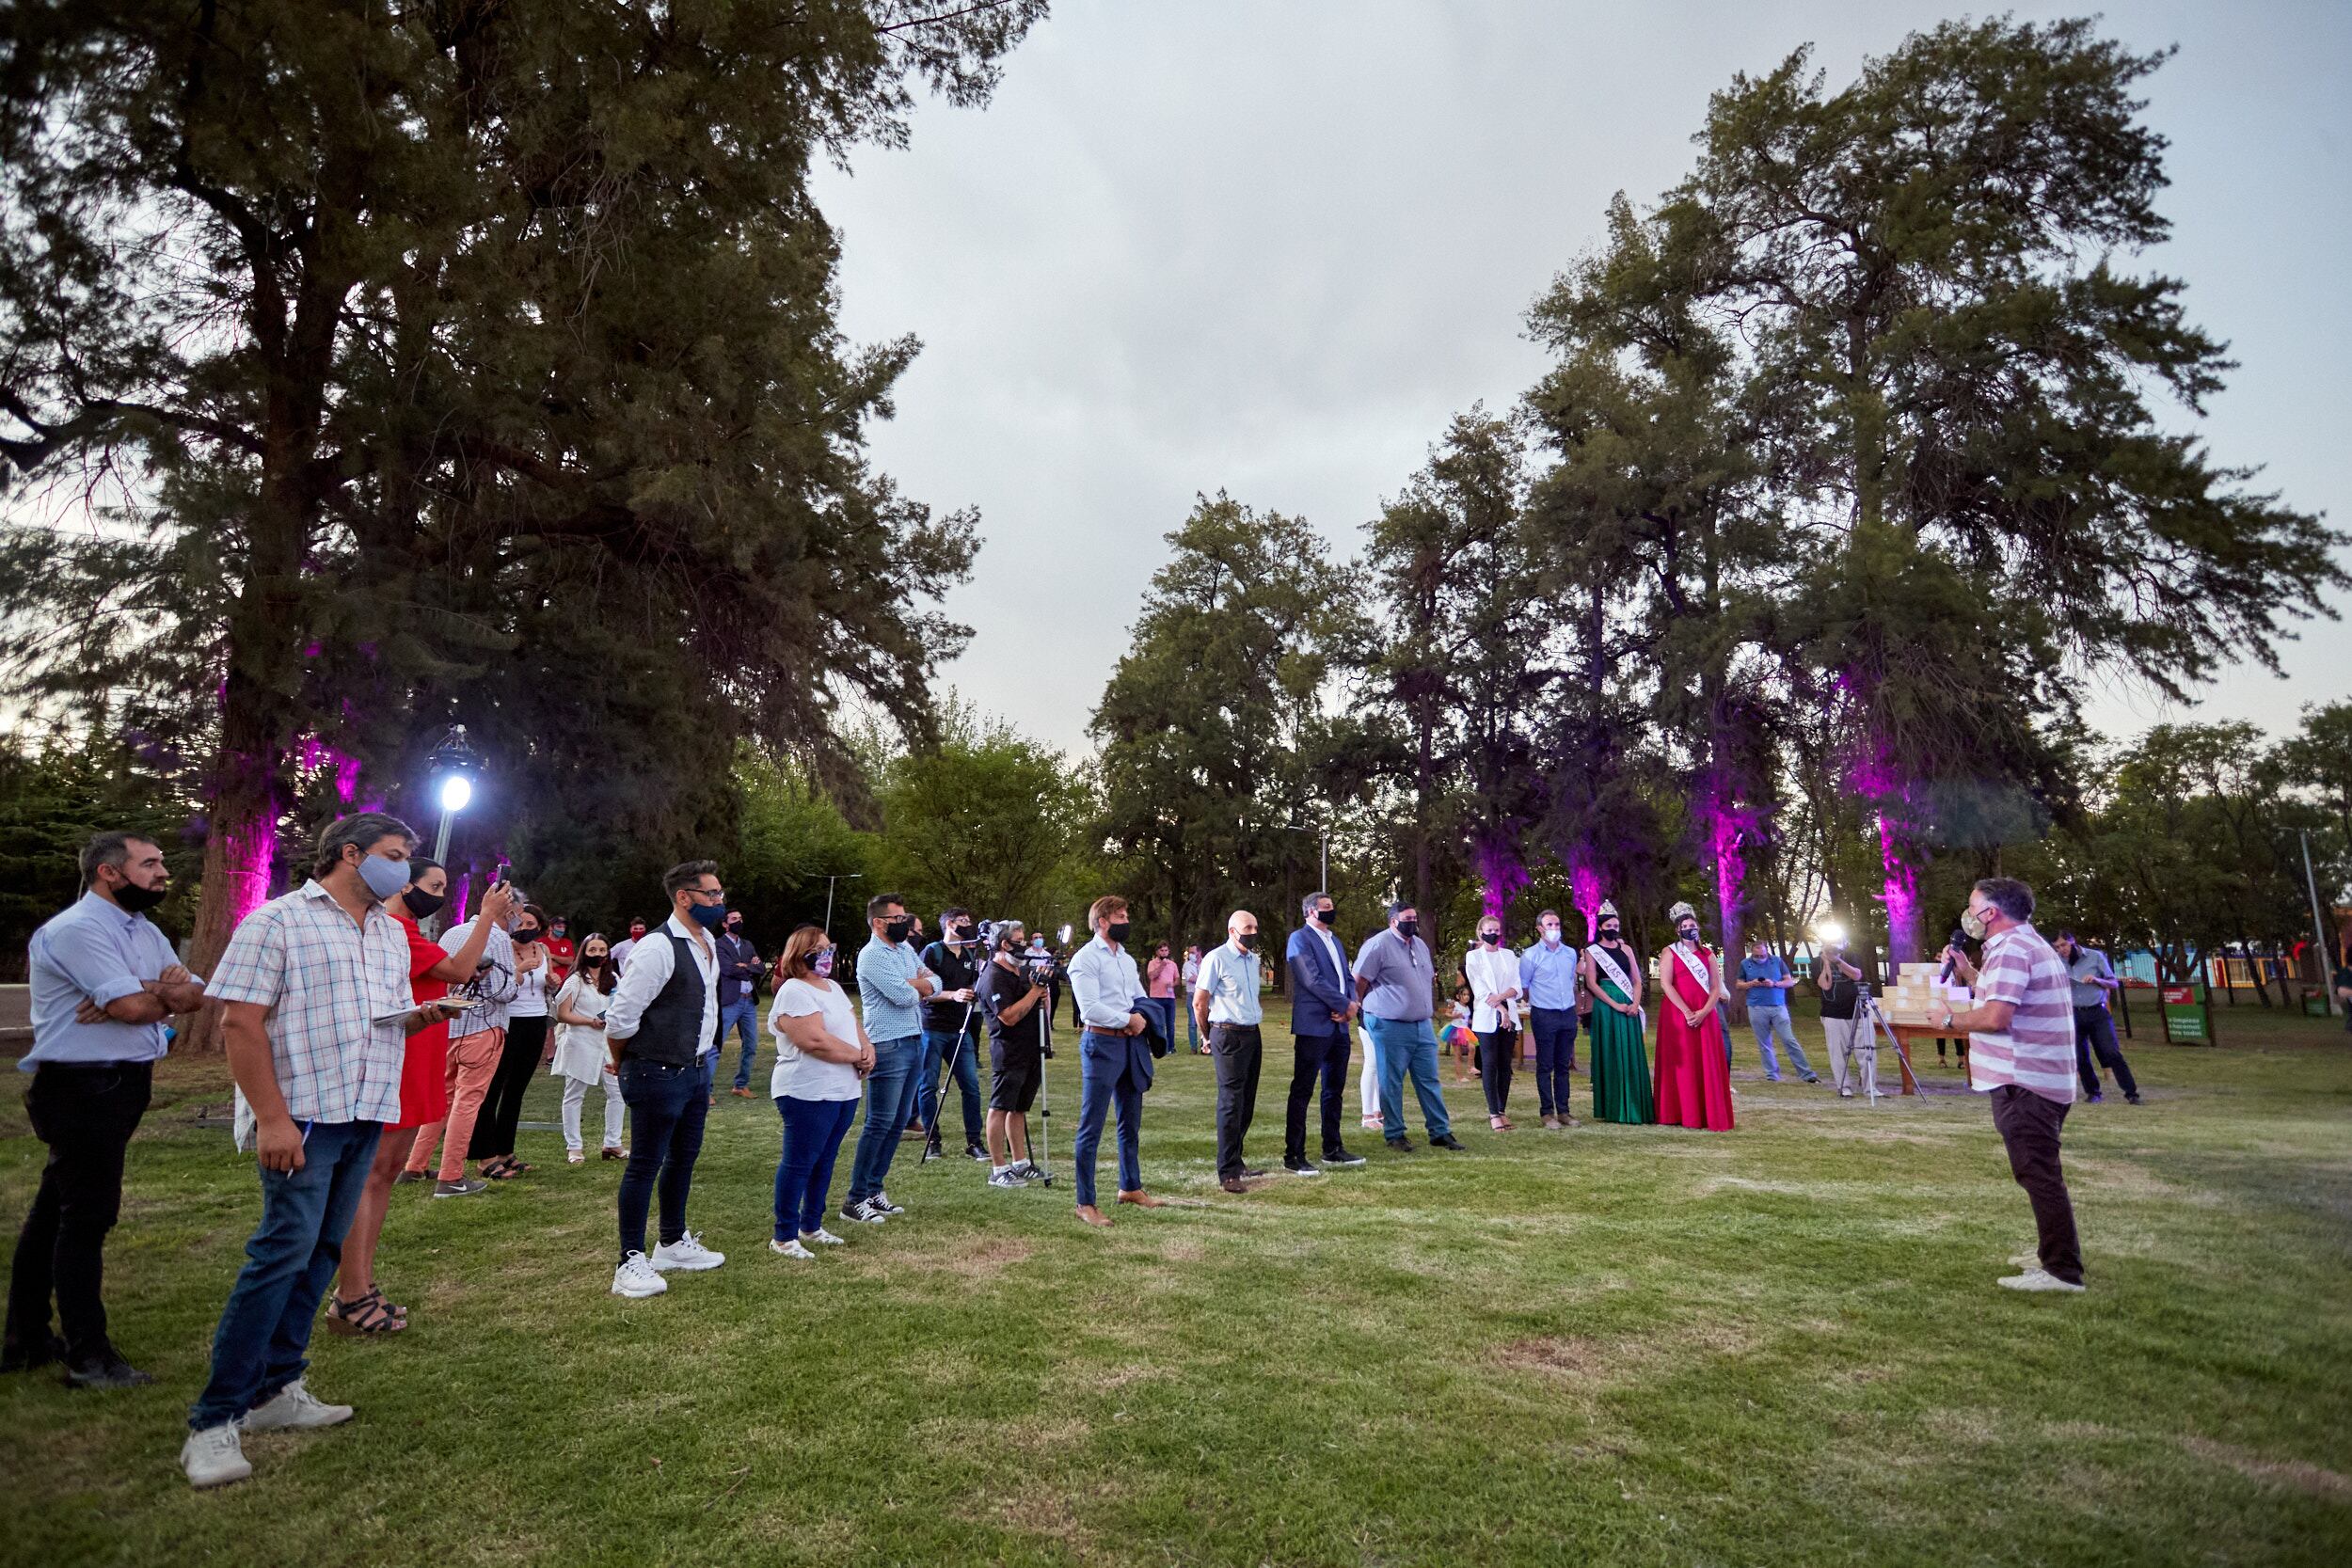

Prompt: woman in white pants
[{"left": 551, "top": 934, "right": 627, "bottom": 1163}]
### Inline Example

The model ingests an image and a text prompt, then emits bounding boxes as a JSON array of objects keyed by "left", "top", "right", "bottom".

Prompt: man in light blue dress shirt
[
  {"left": 7, "top": 832, "right": 205, "bottom": 1388},
  {"left": 1518, "top": 910, "right": 1583, "bottom": 1127},
  {"left": 1066, "top": 894, "right": 1162, "bottom": 1227},
  {"left": 1194, "top": 911, "right": 1269, "bottom": 1192},
  {"left": 843, "top": 892, "right": 934, "bottom": 1225}
]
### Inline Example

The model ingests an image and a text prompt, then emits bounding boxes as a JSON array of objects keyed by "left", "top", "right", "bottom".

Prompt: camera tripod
[
  {"left": 919, "top": 988, "right": 984, "bottom": 1165},
  {"left": 919, "top": 959, "right": 1057, "bottom": 1186},
  {"left": 1843, "top": 984, "right": 1931, "bottom": 1106}
]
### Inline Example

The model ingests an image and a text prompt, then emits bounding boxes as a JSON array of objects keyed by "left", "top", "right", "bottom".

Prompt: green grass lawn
[{"left": 5, "top": 1007, "right": 2350, "bottom": 1566}]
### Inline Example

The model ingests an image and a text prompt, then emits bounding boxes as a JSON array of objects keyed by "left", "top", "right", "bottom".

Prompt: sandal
[
  {"left": 482, "top": 1161, "right": 522, "bottom": 1181},
  {"left": 601, "top": 1146, "right": 628, "bottom": 1161},
  {"left": 1490, "top": 1115, "right": 1515, "bottom": 1132},
  {"left": 567, "top": 1150, "right": 585, "bottom": 1164},
  {"left": 326, "top": 1291, "right": 406, "bottom": 1336}
]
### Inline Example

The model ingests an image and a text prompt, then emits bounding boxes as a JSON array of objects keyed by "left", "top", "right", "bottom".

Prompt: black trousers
[
  {"left": 473, "top": 1016, "right": 548, "bottom": 1163},
  {"left": 1990, "top": 1085, "right": 2082, "bottom": 1284},
  {"left": 1284, "top": 1029, "right": 1352, "bottom": 1164},
  {"left": 1210, "top": 1023, "right": 1263, "bottom": 1179},
  {"left": 7, "top": 1061, "right": 152, "bottom": 1365},
  {"left": 1477, "top": 1028, "right": 1517, "bottom": 1117},
  {"left": 2072, "top": 1007, "right": 2137, "bottom": 1100}
]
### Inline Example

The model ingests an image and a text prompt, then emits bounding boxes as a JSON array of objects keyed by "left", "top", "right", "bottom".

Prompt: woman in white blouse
[
  {"left": 1465, "top": 916, "right": 1524, "bottom": 1131},
  {"left": 550, "top": 934, "right": 627, "bottom": 1164},
  {"left": 769, "top": 925, "right": 875, "bottom": 1259}
]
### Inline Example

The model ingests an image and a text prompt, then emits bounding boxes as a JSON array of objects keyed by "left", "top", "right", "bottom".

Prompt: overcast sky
[{"left": 813, "top": 0, "right": 2352, "bottom": 756}]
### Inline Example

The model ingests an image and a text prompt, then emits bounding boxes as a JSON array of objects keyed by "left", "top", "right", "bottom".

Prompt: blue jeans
[
  {"left": 1073, "top": 1030, "right": 1146, "bottom": 1207},
  {"left": 1183, "top": 995, "right": 1200, "bottom": 1052},
  {"left": 917, "top": 1023, "right": 984, "bottom": 1147},
  {"left": 1365, "top": 1016, "right": 1452, "bottom": 1142},
  {"left": 1747, "top": 1004, "right": 1815, "bottom": 1080},
  {"left": 848, "top": 1036, "right": 922, "bottom": 1202},
  {"left": 773, "top": 1096, "right": 858, "bottom": 1239},
  {"left": 188, "top": 1118, "right": 380, "bottom": 1429},
  {"left": 723, "top": 997, "right": 760, "bottom": 1089},
  {"left": 1528, "top": 1006, "right": 1579, "bottom": 1115},
  {"left": 616, "top": 1058, "right": 708, "bottom": 1265}
]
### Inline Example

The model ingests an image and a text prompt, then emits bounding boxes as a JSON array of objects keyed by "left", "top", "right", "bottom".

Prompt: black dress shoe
[
  {"left": 65, "top": 1354, "right": 156, "bottom": 1390},
  {"left": 965, "top": 1142, "right": 989, "bottom": 1161},
  {"left": 1431, "top": 1133, "right": 1468, "bottom": 1150},
  {"left": 1385, "top": 1137, "right": 1415, "bottom": 1152},
  {"left": 1, "top": 1334, "right": 67, "bottom": 1374}
]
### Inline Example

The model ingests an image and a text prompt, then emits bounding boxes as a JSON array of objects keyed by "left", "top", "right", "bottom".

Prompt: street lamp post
[
  {"left": 822, "top": 873, "right": 864, "bottom": 940},
  {"left": 424, "top": 725, "right": 484, "bottom": 864},
  {"left": 2301, "top": 830, "right": 2337, "bottom": 1016}
]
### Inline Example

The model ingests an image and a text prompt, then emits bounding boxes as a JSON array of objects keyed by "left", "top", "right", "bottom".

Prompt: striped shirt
[
  {"left": 205, "top": 879, "right": 414, "bottom": 1123},
  {"left": 1969, "top": 922, "right": 2076, "bottom": 1105}
]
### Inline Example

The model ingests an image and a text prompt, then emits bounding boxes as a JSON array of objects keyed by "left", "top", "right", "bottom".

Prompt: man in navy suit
[{"left": 1282, "top": 891, "right": 1368, "bottom": 1174}]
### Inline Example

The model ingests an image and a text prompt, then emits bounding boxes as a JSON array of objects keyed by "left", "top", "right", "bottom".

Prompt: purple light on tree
[
  {"left": 294, "top": 735, "right": 363, "bottom": 807},
  {"left": 1473, "top": 837, "right": 1530, "bottom": 926},
  {"left": 215, "top": 806, "right": 275, "bottom": 927},
  {"left": 1851, "top": 747, "right": 1925, "bottom": 961},
  {"left": 1568, "top": 860, "right": 1604, "bottom": 939}
]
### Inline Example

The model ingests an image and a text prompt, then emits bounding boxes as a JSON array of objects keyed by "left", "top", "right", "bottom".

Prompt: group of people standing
[{"left": 5, "top": 806, "right": 2129, "bottom": 1493}]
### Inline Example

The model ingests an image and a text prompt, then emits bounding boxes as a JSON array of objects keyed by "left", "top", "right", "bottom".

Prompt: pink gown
[{"left": 1653, "top": 943, "right": 1736, "bottom": 1131}]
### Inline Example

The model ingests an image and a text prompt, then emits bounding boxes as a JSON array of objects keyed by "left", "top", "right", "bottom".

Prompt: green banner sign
[{"left": 2160, "top": 983, "right": 2213, "bottom": 1044}]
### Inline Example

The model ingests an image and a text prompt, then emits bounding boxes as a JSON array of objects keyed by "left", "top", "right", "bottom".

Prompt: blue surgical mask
[
  {"left": 358, "top": 852, "right": 410, "bottom": 901},
  {"left": 689, "top": 900, "right": 728, "bottom": 930}
]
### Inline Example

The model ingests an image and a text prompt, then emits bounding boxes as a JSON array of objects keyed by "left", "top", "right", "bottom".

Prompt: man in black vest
[{"left": 601, "top": 861, "right": 730, "bottom": 1299}]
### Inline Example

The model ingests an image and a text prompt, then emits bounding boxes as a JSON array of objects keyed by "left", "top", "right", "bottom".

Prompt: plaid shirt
[{"left": 205, "top": 879, "right": 413, "bottom": 1123}]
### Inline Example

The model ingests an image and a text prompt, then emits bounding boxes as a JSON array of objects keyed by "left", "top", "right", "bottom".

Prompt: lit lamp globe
[{"left": 437, "top": 774, "right": 473, "bottom": 815}]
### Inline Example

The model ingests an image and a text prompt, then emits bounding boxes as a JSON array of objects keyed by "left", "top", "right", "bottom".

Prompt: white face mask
[{"left": 1540, "top": 925, "right": 1561, "bottom": 944}]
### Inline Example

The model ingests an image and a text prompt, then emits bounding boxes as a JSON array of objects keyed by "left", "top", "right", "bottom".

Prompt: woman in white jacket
[
  {"left": 550, "top": 933, "right": 627, "bottom": 1164},
  {"left": 1465, "top": 916, "right": 1524, "bottom": 1131}
]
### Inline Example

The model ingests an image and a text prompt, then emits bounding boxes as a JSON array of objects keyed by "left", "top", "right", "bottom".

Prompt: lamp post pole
[
  {"left": 2302, "top": 830, "right": 2336, "bottom": 1015},
  {"left": 823, "top": 873, "right": 864, "bottom": 940}
]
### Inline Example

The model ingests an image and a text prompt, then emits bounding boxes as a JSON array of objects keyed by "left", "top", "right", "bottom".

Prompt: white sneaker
[
  {"left": 988, "top": 1167, "right": 1028, "bottom": 1189},
  {"left": 769, "top": 1238, "right": 816, "bottom": 1260},
  {"left": 650, "top": 1231, "right": 725, "bottom": 1272},
  {"left": 611, "top": 1251, "right": 668, "bottom": 1298},
  {"left": 181, "top": 1422, "right": 252, "bottom": 1488},
  {"left": 801, "top": 1227, "right": 845, "bottom": 1246},
  {"left": 1997, "top": 1267, "right": 2086, "bottom": 1293},
  {"left": 243, "top": 1378, "right": 353, "bottom": 1433}
]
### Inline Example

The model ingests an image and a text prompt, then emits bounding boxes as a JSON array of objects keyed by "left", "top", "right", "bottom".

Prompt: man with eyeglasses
[{"left": 600, "top": 860, "right": 731, "bottom": 1299}]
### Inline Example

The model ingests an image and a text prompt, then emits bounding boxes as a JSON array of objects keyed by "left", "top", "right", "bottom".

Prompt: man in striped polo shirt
[{"left": 1932, "top": 878, "right": 2085, "bottom": 1293}]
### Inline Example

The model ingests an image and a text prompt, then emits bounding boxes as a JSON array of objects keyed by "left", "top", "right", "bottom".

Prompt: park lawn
[{"left": 3, "top": 1007, "right": 2349, "bottom": 1568}]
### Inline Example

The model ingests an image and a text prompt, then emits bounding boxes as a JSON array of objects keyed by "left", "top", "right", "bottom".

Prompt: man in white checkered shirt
[
  {"left": 1931, "top": 877, "right": 2086, "bottom": 1295},
  {"left": 181, "top": 813, "right": 465, "bottom": 1491}
]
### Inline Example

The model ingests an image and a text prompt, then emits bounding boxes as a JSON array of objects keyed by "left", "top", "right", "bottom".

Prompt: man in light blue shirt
[
  {"left": 1193, "top": 911, "right": 1268, "bottom": 1192},
  {"left": 1353, "top": 902, "right": 1460, "bottom": 1151},
  {"left": 8, "top": 832, "right": 206, "bottom": 1388},
  {"left": 1066, "top": 895, "right": 1160, "bottom": 1227},
  {"left": 1518, "top": 909, "right": 1583, "bottom": 1127},
  {"left": 844, "top": 892, "right": 934, "bottom": 1225},
  {"left": 1735, "top": 938, "right": 1819, "bottom": 1084}
]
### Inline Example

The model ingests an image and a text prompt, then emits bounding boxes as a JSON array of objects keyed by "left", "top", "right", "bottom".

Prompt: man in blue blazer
[{"left": 1282, "top": 891, "right": 1368, "bottom": 1173}]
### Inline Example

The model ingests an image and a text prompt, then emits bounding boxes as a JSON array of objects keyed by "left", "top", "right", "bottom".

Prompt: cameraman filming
[
  {"left": 1813, "top": 937, "right": 1871, "bottom": 1100},
  {"left": 978, "top": 923, "right": 1051, "bottom": 1187},
  {"left": 914, "top": 908, "right": 988, "bottom": 1161}
]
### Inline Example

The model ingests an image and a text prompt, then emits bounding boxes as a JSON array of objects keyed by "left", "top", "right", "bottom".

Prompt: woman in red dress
[
  {"left": 1652, "top": 900, "right": 1735, "bottom": 1131},
  {"left": 326, "top": 861, "right": 508, "bottom": 1334}
]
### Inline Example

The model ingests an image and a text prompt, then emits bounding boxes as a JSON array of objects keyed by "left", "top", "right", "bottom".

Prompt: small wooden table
[{"left": 1882, "top": 1022, "right": 1971, "bottom": 1095}]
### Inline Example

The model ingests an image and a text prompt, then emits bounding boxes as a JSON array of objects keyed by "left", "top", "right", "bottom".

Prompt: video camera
[{"left": 977, "top": 918, "right": 1057, "bottom": 986}]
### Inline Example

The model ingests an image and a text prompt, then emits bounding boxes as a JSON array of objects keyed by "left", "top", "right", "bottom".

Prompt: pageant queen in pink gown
[{"left": 1652, "top": 901, "right": 1735, "bottom": 1131}]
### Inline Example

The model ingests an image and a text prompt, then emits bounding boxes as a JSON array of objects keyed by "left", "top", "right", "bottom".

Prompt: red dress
[
  {"left": 393, "top": 910, "right": 452, "bottom": 1130},
  {"left": 1653, "top": 942, "right": 1735, "bottom": 1131}
]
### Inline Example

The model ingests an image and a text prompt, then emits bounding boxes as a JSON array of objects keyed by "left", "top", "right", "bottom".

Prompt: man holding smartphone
[{"left": 183, "top": 813, "right": 461, "bottom": 1488}]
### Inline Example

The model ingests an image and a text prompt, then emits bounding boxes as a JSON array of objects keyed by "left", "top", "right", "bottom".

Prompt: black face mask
[
  {"left": 1480, "top": 932, "right": 1501, "bottom": 947},
  {"left": 1237, "top": 932, "right": 1260, "bottom": 952},
  {"left": 403, "top": 887, "right": 447, "bottom": 919},
  {"left": 1313, "top": 907, "right": 1335, "bottom": 927},
  {"left": 581, "top": 954, "right": 607, "bottom": 969},
  {"left": 1105, "top": 920, "right": 1132, "bottom": 945},
  {"left": 516, "top": 927, "right": 543, "bottom": 944},
  {"left": 1598, "top": 925, "right": 1621, "bottom": 942},
  {"left": 884, "top": 917, "right": 914, "bottom": 943},
  {"left": 114, "top": 881, "right": 168, "bottom": 913},
  {"left": 1395, "top": 919, "right": 1419, "bottom": 942},
  {"left": 953, "top": 923, "right": 975, "bottom": 942},
  {"left": 1677, "top": 925, "right": 1700, "bottom": 943}
]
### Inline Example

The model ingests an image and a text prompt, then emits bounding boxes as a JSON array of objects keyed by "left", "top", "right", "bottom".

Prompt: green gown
[{"left": 1587, "top": 954, "right": 1656, "bottom": 1125}]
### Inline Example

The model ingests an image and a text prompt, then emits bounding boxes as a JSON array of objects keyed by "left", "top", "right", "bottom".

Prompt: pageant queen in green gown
[{"left": 1581, "top": 902, "right": 1656, "bottom": 1124}]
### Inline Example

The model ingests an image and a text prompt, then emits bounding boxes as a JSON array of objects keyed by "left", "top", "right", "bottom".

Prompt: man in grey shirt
[
  {"left": 2054, "top": 931, "right": 2139, "bottom": 1105},
  {"left": 1353, "top": 902, "right": 1461, "bottom": 1152}
]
